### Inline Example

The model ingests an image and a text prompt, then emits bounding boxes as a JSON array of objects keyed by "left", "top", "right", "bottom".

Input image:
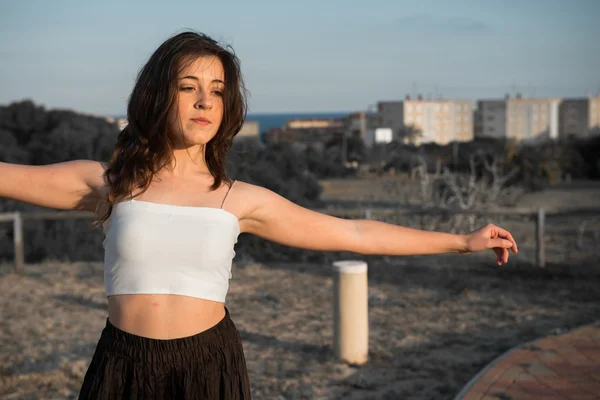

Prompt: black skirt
[{"left": 78, "top": 308, "right": 252, "bottom": 399}]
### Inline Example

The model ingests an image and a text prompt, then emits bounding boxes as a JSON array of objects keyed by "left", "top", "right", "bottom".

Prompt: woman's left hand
[{"left": 462, "top": 224, "right": 519, "bottom": 266}]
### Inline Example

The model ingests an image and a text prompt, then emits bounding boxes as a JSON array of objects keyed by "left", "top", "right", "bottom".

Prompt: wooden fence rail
[{"left": 2, "top": 206, "right": 600, "bottom": 273}]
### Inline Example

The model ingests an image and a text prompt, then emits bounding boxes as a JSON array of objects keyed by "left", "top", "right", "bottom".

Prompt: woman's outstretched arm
[
  {"left": 237, "top": 182, "right": 518, "bottom": 265},
  {"left": 0, "top": 160, "right": 107, "bottom": 212}
]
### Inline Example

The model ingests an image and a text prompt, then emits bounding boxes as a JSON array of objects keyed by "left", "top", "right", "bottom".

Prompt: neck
[{"left": 166, "top": 145, "right": 210, "bottom": 177}]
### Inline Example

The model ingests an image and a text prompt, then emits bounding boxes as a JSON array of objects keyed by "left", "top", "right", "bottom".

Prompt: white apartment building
[
  {"left": 403, "top": 99, "right": 473, "bottom": 145},
  {"left": 589, "top": 97, "right": 600, "bottom": 135},
  {"left": 375, "top": 98, "right": 473, "bottom": 146},
  {"left": 506, "top": 96, "right": 561, "bottom": 142},
  {"left": 476, "top": 96, "right": 591, "bottom": 142}
]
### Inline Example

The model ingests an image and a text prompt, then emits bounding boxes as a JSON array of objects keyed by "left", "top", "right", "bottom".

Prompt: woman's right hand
[{"left": 0, "top": 160, "right": 108, "bottom": 213}]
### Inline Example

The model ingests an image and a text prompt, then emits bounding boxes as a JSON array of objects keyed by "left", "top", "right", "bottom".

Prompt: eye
[
  {"left": 213, "top": 90, "right": 224, "bottom": 96},
  {"left": 179, "top": 86, "right": 194, "bottom": 92}
]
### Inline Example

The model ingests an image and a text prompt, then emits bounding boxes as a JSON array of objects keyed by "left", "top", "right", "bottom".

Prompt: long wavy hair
[{"left": 98, "top": 31, "right": 248, "bottom": 224}]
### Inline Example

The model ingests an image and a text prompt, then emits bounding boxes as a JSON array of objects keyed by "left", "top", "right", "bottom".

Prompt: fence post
[
  {"left": 536, "top": 208, "right": 545, "bottom": 268},
  {"left": 13, "top": 212, "right": 24, "bottom": 273},
  {"left": 332, "top": 260, "right": 369, "bottom": 365}
]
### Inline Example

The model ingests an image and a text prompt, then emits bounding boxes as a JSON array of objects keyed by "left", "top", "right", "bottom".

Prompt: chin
[{"left": 183, "top": 134, "right": 216, "bottom": 147}]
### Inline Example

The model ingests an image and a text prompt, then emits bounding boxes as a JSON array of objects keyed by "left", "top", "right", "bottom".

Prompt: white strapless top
[{"left": 102, "top": 199, "right": 240, "bottom": 302}]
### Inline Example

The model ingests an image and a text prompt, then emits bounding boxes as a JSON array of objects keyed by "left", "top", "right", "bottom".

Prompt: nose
[{"left": 194, "top": 88, "right": 212, "bottom": 110}]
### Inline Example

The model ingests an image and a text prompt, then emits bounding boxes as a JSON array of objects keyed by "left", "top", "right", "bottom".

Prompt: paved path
[{"left": 456, "top": 322, "right": 600, "bottom": 399}]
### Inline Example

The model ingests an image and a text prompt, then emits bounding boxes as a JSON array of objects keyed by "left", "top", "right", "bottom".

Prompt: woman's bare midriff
[{"left": 107, "top": 295, "right": 226, "bottom": 339}]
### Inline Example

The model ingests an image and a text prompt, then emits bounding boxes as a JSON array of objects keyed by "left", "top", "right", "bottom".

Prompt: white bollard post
[
  {"left": 13, "top": 212, "right": 24, "bottom": 273},
  {"left": 332, "top": 260, "right": 369, "bottom": 365}
]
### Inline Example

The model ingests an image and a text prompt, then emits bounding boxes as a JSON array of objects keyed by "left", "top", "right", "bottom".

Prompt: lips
[{"left": 191, "top": 117, "right": 211, "bottom": 125}]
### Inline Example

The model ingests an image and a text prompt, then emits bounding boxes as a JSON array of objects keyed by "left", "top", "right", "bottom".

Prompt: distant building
[
  {"left": 506, "top": 96, "right": 561, "bottom": 142},
  {"left": 559, "top": 98, "right": 589, "bottom": 139},
  {"left": 365, "top": 127, "right": 393, "bottom": 147},
  {"left": 377, "top": 101, "right": 404, "bottom": 140},
  {"left": 476, "top": 100, "right": 507, "bottom": 139},
  {"left": 234, "top": 120, "right": 262, "bottom": 145},
  {"left": 343, "top": 112, "right": 379, "bottom": 143},
  {"left": 237, "top": 120, "right": 260, "bottom": 137},
  {"left": 474, "top": 108, "right": 483, "bottom": 138},
  {"left": 475, "top": 95, "right": 600, "bottom": 142},
  {"left": 261, "top": 117, "right": 347, "bottom": 145},
  {"left": 589, "top": 97, "right": 600, "bottom": 135},
  {"left": 286, "top": 118, "right": 344, "bottom": 130},
  {"left": 558, "top": 96, "right": 600, "bottom": 139},
  {"left": 373, "top": 97, "right": 473, "bottom": 146},
  {"left": 404, "top": 98, "right": 474, "bottom": 145}
]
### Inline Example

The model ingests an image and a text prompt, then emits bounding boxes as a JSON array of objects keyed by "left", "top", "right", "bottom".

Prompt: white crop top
[{"left": 102, "top": 183, "right": 240, "bottom": 303}]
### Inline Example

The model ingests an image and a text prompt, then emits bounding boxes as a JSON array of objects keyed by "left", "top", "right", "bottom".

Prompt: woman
[{"left": 0, "top": 31, "right": 518, "bottom": 399}]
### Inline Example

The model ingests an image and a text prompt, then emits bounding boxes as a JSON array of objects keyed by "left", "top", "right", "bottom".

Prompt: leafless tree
[{"left": 399, "top": 152, "right": 522, "bottom": 232}]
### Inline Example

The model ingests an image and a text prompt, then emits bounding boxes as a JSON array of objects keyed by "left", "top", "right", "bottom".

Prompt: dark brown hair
[{"left": 98, "top": 31, "right": 248, "bottom": 224}]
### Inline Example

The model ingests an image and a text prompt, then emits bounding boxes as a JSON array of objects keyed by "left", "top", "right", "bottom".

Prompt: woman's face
[{"left": 170, "top": 55, "right": 225, "bottom": 148}]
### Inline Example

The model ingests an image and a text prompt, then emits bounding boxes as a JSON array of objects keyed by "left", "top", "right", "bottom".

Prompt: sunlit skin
[
  {"left": 462, "top": 224, "right": 518, "bottom": 266},
  {"left": 167, "top": 55, "right": 226, "bottom": 173}
]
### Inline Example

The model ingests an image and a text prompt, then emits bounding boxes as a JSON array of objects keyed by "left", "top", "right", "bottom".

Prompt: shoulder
[
  {"left": 229, "top": 180, "right": 274, "bottom": 200},
  {"left": 230, "top": 180, "right": 293, "bottom": 204},
  {"left": 227, "top": 180, "right": 273, "bottom": 212},
  {"left": 226, "top": 180, "right": 280, "bottom": 220}
]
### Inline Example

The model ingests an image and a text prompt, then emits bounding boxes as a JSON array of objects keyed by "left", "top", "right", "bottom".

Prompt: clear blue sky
[{"left": 1, "top": 0, "right": 598, "bottom": 116}]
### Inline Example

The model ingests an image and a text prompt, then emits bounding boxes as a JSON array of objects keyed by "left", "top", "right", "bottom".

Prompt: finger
[
  {"left": 494, "top": 248, "right": 503, "bottom": 266},
  {"left": 493, "top": 247, "right": 509, "bottom": 264},
  {"left": 493, "top": 226, "right": 518, "bottom": 253},
  {"left": 488, "top": 238, "right": 514, "bottom": 250},
  {"left": 495, "top": 228, "right": 518, "bottom": 253}
]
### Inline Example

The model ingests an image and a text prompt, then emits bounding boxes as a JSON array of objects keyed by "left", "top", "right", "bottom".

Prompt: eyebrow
[{"left": 179, "top": 76, "right": 225, "bottom": 84}]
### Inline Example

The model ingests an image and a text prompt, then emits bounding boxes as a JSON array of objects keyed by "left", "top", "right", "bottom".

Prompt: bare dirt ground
[
  {"left": 1, "top": 178, "right": 600, "bottom": 399},
  {"left": 2, "top": 255, "right": 600, "bottom": 399}
]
